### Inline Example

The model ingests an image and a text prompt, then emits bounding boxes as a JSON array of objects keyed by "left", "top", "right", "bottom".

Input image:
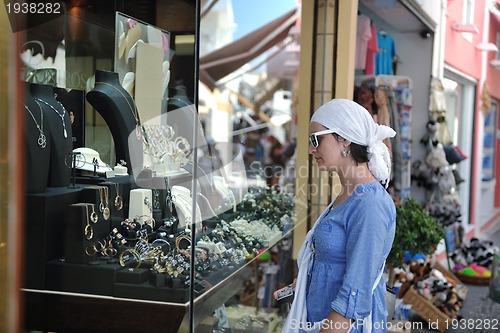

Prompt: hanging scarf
[
  {"left": 282, "top": 200, "right": 385, "bottom": 333},
  {"left": 310, "top": 99, "right": 396, "bottom": 187}
]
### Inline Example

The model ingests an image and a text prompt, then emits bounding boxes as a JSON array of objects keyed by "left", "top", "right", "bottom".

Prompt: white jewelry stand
[
  {"left": 213, "top": 175, "right": 236, "bottom": 211},
  {"left": 171, "top": 185, "right": 202, "bottom": 229},
  {"left": 128, "top": 189, "right": 152, "bottom": 224},
  {"left": 213, "top": 175, "right": 231, "bottom": 198}
]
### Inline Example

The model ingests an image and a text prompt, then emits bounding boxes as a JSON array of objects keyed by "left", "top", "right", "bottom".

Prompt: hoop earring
[{"left": 342, "top": 150, "right": 351, "bottom": 157}]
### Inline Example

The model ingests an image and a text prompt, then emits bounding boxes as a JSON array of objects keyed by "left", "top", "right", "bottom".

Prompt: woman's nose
[{"left": 308, "top": 144, "right": 316, "bottom": 154}]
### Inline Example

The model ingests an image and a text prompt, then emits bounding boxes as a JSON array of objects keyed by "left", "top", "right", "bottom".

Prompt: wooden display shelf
[
  {"left": 23, "top": 265, "right": 249, "bottom": 333},
  {"left": 23, "top": 183, "right": 289, "bottom": 332}
]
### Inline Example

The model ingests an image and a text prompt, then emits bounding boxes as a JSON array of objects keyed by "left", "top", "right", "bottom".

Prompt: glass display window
[{"left": 18, "top": 1, "right": 300, "bottom": 332}]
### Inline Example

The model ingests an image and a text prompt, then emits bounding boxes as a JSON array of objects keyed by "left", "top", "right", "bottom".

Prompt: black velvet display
[
  {"left": 81, "top": 185, "right": 116, "bottom": 231},
  {"left": 46, "top": 259, "right": 121, "bottom": 296},
  {"left": 24, "top": 186, "right": 82, "bottom": 289},
  {"left": 114, "top": 281, "right": 196, "bottom": 303},
  {"left": 25, "top": 170, "right": 226, "bottom": 303},
  {"left": 24, "top": 82, "right": 51, "bottom": 193},
  {"left": 150, "top": 272, "right": 166, "bottom": 287},
  {"left": 101, "top": 177, "right": 138, "bottom": 230},
  {"left": 64, "top": 202, "right": 112, "bottom": 264},
  {"left": 30, "top": 83, "right": 73, "bottom": 187},
  {"left": 116, "top": 268, "right": 150, "bottom": 284},
  {"left": 86, "top": 70, "right": 144, "bottom": 177}
]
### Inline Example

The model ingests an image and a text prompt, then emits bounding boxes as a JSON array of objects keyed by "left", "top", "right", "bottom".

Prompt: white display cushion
[
  {"left": 113, "top": 164, "right": 128, "bottom": 176},
  {"left": 128, "top": 188, "right": 152, "bottom": 225},
  {"left": 171, "top": 185, "right": 202, "bottom": 229},
  {"left": 72, "top": 147, "right": 113, "bottom": 174}
]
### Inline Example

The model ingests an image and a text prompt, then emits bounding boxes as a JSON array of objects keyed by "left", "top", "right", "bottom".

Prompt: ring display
[
  {"left": 31, "top": 135, "right": 295, "bottom": 308},
  {"left": 175, "top": 234, "right": 192, "bottom": 251},
  {"left": 119, "top": 248, "right": 141, "bottom": 268}
]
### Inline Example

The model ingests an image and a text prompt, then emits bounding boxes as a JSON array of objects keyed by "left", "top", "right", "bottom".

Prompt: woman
[
  {"left": 268, "top": 139, "right": 285, "bottom": 190},
  {"left": 278, "top": 99, "right": 397, "bottom": 333}
]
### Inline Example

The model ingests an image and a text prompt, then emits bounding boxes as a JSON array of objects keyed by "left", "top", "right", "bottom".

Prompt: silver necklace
[
  {"left": 23, "top": 101, "right": 47, "bottom": 148},
  {"left": 34, "top": 97, "right": 68, "bottom": 138},
  {"left": 95, "top": 81, "right": 141, "bottom": 140}
]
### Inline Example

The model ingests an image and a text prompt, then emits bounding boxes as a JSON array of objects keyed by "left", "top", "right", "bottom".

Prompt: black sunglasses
[{"left": 309, "top": 129, "right": 336, "bottom": 148}]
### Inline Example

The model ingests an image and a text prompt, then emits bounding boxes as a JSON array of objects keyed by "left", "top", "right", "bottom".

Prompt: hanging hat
[{"left": 310, "top": 99, "right": 396, "bottom": 186}]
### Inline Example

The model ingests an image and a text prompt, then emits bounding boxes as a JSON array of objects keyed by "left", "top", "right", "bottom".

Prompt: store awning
[{"left": 199, "top": 8, "right": 299, "bottom": 91}]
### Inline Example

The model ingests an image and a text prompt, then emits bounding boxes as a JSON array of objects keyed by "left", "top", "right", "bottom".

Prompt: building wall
[
  {"left": 488, "top": 23, "right": 500, "bottom": 101},
  {"left": 444, "top": 0, "right": 485, "bottom": 79},
  {"left": 487, "top": 10, "right": 500, "bottom": 210},
  {"left": 442, "top": 0, "right": 500, "bottom": 239}
]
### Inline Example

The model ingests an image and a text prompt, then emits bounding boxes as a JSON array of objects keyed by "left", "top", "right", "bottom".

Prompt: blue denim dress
[{"left": 306, "top": 182, "right": 396, "bottom": 333}]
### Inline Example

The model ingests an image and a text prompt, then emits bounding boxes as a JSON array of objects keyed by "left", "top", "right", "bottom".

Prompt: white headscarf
[{"left": 310, "top": 99, "right": 396, "bottom": 186}]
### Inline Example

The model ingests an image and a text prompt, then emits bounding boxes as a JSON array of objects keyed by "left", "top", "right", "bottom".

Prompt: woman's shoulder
[
  {"left": 343, "top": 183, "right": 395, "bottom": 229},
  {"left": 354, "top": 181, "right": 391, "bottom": 199},
  {"left": 349, "top": 182, "right": 395, "bottom": 213},
  {"left": 328, "top": 182, "right": 394, "bottom": 216}
]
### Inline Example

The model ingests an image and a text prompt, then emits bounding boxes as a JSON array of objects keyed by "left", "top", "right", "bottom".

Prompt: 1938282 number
[
  {"left": 450, "top": 318, "right": 499, "bottom": 330},
  {"left": 6, "top": 2, "right": 62, "bottom": 14}
]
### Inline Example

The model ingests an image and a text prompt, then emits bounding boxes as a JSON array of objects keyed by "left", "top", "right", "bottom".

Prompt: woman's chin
[{"left": 317, "top": 164, "right": 328, "bottom": 171}]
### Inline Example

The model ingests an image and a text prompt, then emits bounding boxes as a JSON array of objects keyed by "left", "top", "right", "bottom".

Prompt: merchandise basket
[
  {"left": 433, "top": 262, "right": 461, "bottom": 285},
  {"left": 454, "top": 272, "right": 490, "bottom": 285},
  {"left": 402, "top": 262, "right": 467, "bottom": 333},
  {"left": 403, "top": 286, "right": 450, "bottom": 333}
]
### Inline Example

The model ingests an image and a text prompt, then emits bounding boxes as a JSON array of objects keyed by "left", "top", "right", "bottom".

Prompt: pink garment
[
  {"left": 365, "top": 23, "right": 378, "bottom": 75},
  {"left": 365, "top": 22, "right": 378, "bottom": 75},
  {"left": 355, "top": 14, "right": 372, "bottom": 70}
]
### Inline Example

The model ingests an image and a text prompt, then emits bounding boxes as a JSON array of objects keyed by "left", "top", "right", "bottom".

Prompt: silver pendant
[{"left": 38, "top": 133, "right": 47, "bottom": 148}]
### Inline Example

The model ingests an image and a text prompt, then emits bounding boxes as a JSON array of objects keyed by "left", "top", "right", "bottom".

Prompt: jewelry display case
[{"left": 20, "top": 1, "right": 297, "bottom": 332}]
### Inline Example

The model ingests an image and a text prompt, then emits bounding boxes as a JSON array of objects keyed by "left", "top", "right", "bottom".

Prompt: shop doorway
[{"left": 442, "top": 71, "right": 476, "bottom": 226}]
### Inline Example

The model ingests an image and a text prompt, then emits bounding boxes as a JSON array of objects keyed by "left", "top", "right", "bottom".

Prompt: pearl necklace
[
  {"left": 23, "top": 101, "right": 47, "bottom": 148},
  {"left": 34, "top": 97, "right": 68, "bottom": 138}
]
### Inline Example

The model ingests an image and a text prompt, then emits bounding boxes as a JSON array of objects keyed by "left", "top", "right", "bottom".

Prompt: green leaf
[{"left": 387, "top": 198, "right": 445, "bottom": 268}]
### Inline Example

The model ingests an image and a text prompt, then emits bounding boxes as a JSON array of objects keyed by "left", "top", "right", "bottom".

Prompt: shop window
[
  {"left": 482, "top": 101, "right": 498, "bottom": 181},
  {"left": 463, "top": 0, "right": 475, "bottom": 25},
  {"left": 443, "top": 71, "right": 476, "bottom": 225},
  {"left": 20, "top": 2, "right": 301, "bottom": 332}
]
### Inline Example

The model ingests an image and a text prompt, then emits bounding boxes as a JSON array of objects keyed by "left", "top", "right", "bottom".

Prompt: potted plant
[{"left": 386, "top": 197, "right": 445, "bottom": 286}]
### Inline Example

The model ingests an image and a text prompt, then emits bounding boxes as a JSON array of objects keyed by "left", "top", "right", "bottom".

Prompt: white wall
[
  {"left": 199, "top": 0, "right": 237, "bottom": 56},
  {"left": 418, "top": 0, "right": 442, "bottom": 26}
]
